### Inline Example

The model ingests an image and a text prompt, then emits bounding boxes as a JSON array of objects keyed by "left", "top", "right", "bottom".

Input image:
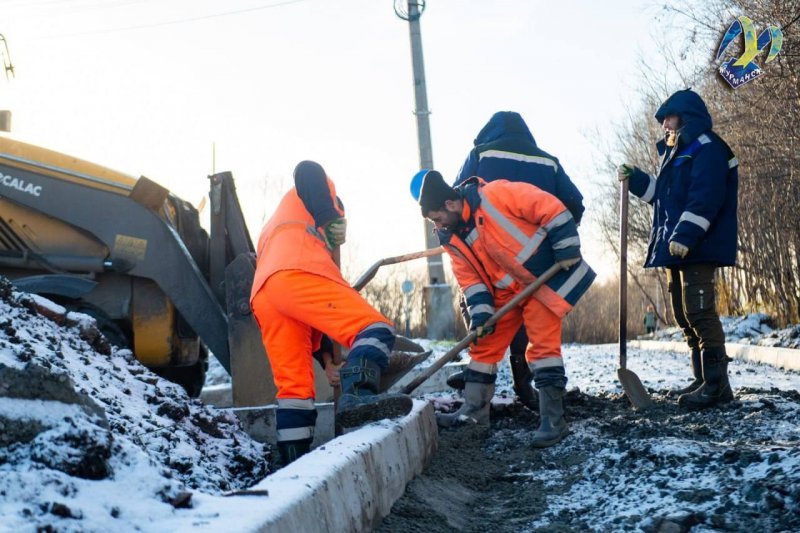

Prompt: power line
[
  {"left": 39, "top": 0, "right": 314, "bottom": 38},
  {"left": 780, "top": 12, "right": 800, "bottom": 33}
]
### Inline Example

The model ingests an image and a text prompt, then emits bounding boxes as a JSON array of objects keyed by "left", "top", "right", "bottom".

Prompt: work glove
[
  {"left": 324, "top": 217, "right": 347, "bottom": 248},
  {"left": 617, "top": 164, "right": 634, "bottom": 181},
  {"left": 669, "top": 240, "right": 689, "bottom": 258},
  {"left": 469, "top": 314, "right": 495, "bottom": 343},
  {"left": 472, "top": 324, "right": 495, "bottom": 343},
  {"left": 558, "top": 257, "right": 581, "bottom": 270}
]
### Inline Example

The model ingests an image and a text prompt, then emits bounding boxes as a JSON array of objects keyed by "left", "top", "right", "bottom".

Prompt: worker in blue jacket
[
  {"left": 618, "top": 89, "right": 738, "bottom": 409},
  {"left": 447, "top": 111, "right": 586, "bottom": 412}
]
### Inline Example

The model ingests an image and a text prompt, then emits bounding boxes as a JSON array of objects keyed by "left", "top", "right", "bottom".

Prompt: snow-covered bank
[
  {"left": 0, "top": 278, "right": 269, "bottom": 532},
  {"left": 652, "top": 312, "right": 800, "bottom": 349}
]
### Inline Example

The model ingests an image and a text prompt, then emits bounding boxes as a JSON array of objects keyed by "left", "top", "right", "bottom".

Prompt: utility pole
[{"left": 394, "top": 0, "right": 455, "bottom": 339}]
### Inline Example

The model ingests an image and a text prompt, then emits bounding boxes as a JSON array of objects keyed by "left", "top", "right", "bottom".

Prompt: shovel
[
  {"left": 400, "top": 263, "right": 563, "bottom": 395},
  {"left": 348, "top": 250, "right": 435, "bottom": 392},
  {"left": 352, "top": 247, "right": 444, "bottom": 291},
  {"left": 618, "top": 179, "right": 653, "bottom": 409}
]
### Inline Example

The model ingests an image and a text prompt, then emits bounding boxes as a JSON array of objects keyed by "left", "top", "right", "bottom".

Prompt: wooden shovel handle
[
  {"left": 619, "top": 179, "right": 629, "bottom": 370},
  {"left": 352, "top": 247, "right": 444, "bottom": 292},
  {"left": 400, "top": 263, "right": 563, "bottom": 395}
]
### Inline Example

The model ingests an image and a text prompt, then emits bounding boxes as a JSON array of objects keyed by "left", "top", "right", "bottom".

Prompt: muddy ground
[{"left": 378, "top": 388, "right": 800, "bottom": 533}]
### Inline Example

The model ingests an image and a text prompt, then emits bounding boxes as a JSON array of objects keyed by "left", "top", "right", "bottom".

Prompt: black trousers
[{"left": 666, "top": 263, "right": 726, "bottom": 350}]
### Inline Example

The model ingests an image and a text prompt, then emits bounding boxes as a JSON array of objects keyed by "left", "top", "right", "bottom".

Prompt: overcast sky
[{"left": 2, "top": 0, "right": 688, "bottom": 281}]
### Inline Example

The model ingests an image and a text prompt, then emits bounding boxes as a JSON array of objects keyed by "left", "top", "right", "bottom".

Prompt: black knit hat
[{"left": 418, "top": 170, "right": 459, "bottom": 216}]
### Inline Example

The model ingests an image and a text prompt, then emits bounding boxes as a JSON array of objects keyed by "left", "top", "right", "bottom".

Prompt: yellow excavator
[
  {"left": 0, "top": 136, "right": 255, "bottom": 397},
  {"left": 0, "top": 137, "right": 429, "bottom": 402}
]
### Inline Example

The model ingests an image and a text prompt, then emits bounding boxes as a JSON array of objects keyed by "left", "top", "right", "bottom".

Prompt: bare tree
[{"left": 592, "top": 0, "right": 800, "bottom": 331}]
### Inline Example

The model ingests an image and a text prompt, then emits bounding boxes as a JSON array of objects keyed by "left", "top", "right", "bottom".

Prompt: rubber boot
[
  {"left": 678, "top": 347, "right": 734, "bottom": 409},
  {"left": 510, "top": 353, "right": 538, "bottom": 412},
  {"left": 531, "top": 386, "right": 568, "bottom": 448},
  {"left": 667, "top": 348, "right": 703, "bottom": 398},
  {"left": 277, "top": 438, "right": 311, "bottom": 466},
  {"left": 446, "top": 369, "right": 466, "bottom": 391},
  {"left": 337, "top": 356, "right": 413, "bottom": 428},
  {"left": 447, "top": 356, "right": 538, "bottom": 412},
  {"left": 437, "top": 368, "right": 496, "bottom": 428}
]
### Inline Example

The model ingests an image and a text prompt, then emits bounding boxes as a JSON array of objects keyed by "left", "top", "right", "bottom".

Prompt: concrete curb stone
[{"left": 630, "top": 340, "right": 800, "bottom": 372}]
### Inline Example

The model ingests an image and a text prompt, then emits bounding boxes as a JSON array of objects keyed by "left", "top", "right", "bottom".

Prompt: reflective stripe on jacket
[
  {"left": 441, "top": 178, "right": 595, "bottom": 318},
  {"left": 628, "top": 89, "right": 738, "bottom": 268},
  {"left": 454, "top": 111, "right": 585, "bottom": 224},
  {"left": 250, "top": 175, "right": 345, "bottom": 301}
]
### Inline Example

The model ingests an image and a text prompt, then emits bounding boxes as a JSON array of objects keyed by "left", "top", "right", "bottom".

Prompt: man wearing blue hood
[
  {"left": 618, "top": 89, "right": 738, "bottom": 409},
  {"left": 447, "top": 111, "right": 586, "bottom": 412}
]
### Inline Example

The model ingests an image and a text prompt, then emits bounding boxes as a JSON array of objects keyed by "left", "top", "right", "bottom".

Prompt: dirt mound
[
  {"left": 380, "top": 389, "right": 800, "bottom": 532},
  {"left": 0, "top": 277, "right": 271, "bottom": 530}
]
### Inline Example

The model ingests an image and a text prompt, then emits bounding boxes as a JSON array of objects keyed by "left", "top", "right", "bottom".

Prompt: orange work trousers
[
  {"left": 469, "top": 288, "right": 562, "bottom": 366},
  {"left": 251, "top": 269, "right": 392, "bottom": 399}
]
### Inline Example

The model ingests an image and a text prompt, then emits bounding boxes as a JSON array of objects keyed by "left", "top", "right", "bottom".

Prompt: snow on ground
[
  {"left": 0, "top": 278, "right": 269, "bottom": 532},
  {"left": 537, "top": 344, "right": 800, "bottom": 532},
  {"left": 380, "top": 343, "right": 800, "bottom": 532},
  {"left": 3, "top": 271, "right": 800, "bottom": 533}
]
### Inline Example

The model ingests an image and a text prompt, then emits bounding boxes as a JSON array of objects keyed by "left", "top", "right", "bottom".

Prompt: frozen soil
[
  {"left": 380, "top": 352, "right": 800, "bottom": 532},
  {"left": 0, "top": 277, "right": 271, "bottom": 531}
]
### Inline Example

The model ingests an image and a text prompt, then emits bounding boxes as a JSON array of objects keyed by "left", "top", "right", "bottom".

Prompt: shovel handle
[
  {"left": 352, "top": 247, "right": 444, "bottom": 292},
  {"left": 619, "top": 179, "right": 629, "bottom": 370},
  {"left": 400, "top": 263, "right": 563, "bottom": 395},
  {"left": 332, "top": 246, "right": 343, "bottom": 404}
]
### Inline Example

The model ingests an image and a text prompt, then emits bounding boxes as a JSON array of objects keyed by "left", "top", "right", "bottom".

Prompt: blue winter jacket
[
  {"left": 628, "top": 89, "right": 738, "bottom": 268},
  {"left": 454, "top": 111, "right": 585, "bottom": 224}
]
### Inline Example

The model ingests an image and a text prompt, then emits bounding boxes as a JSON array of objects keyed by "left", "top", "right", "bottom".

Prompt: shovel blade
[
  {"left": 617, "top": 367, "right": 653, "bottom": 409},
  {"left": 394, "top": 335, "right": 425, "bottom": 353},
  {"left": 379, "top": 350, "right": 432, "bottom": 392}
]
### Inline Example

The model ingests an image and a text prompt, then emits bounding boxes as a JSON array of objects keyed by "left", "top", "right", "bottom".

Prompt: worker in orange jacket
[
  {"left": 417, "top": 170, "right": 595, "bottom": 447},
  {"left": 251, "top": 160, "right": 412, "bottom": 465}
]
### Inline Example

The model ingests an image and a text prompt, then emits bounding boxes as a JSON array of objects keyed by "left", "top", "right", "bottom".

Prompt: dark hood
[
  {"left": 654, "top": 89, "right": 712, "bottom": 143},
  {"left": 474, "top": 111, "right": 536, "bottom": 146}
]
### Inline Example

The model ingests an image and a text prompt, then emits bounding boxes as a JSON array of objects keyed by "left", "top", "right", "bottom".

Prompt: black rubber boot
[
  {"left": 510, "top": 353, "right": 538, "bottom": 412},
  {"left": 337, "top": 356, "right": 413, "bottom": 428},
  {"left": 678, "top": 347, "right": 734, "bottom": 409},
  {"left": 277, "top": 438, "right": 311, "bottom": 466},
  {"left": 437, "top": 368, "right": 496, "bottom": 428},
  {"left": 446, "top": 370, "right": 466, "bottom": 391},
  {"left": 667, "top": 348, "right": 703, "bottom": 398},
  {"left": 531, "top": 386, "right": 568, "bottom": 448}
]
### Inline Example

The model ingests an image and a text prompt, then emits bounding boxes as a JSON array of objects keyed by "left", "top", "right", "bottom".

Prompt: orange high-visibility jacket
[
  {"left": 250, "top": 173, "right": 345, "bottom": 302},
  {"left": 441, "top": 178, "right": 595, "bottom": 318}
]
